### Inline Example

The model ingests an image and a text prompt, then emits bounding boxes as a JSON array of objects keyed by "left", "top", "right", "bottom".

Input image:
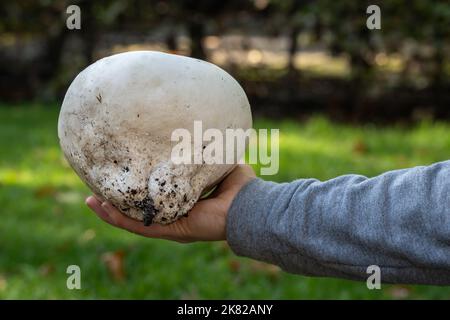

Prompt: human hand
[{"left": 85, "top": 164, "right": 256, "bottom": 243}]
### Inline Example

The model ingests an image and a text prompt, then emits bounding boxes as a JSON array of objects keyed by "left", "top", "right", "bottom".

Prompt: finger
[
  {"left": 101, "top": 201, "right": 176, "bottom": 240},
  {"left": 85, "top": 196, "right": 114, "bottom": 224}
]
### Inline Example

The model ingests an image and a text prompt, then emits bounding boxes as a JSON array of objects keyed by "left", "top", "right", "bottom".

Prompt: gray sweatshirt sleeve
[{"left": 226, "top": 160, "right": 450, "bottom": 285}]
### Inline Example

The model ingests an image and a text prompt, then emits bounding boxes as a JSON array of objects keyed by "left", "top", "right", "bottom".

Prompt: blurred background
[{"left": 0, "top": 0, "right": 449, "bottom": 299}]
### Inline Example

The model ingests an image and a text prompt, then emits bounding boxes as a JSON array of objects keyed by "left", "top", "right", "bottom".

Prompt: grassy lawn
[{"left": 0, "top": 104, "right": 449, "bottom": 299}]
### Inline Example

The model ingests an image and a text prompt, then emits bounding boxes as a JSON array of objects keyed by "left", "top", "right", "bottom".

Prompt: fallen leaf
[
  {"left": 353, "top": 139, "right": 368, "bottom": 155},
  {"left": 39, "top": 263, "right": 55, "bottom": 276},
  {"left": 388, "top": 285, "right": 412, "bottom": 299},
  {"left": 79, "top": 229, "right": 96, "bottom": 244},
  {"left": 228, "top": 259, "right": 241, "bottom": 273},
  {"left": 250, "top": 261, "right": 281, "bottom": 279},
  {"left": 101, "top": 250, "right": 126, "bottom": 282},
  {"left": 34, "top": 185, "right": 57, "bottom": 198}
]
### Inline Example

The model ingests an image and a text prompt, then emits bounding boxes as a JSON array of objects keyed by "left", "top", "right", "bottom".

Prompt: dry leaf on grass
[
  {"left": 34, "top": 185, "right": 57, "bottom": 198},
  {"left": 39, "top": 263, "right": 55, "bottom": 276},
  {"left": 101, "top": 250, "right": 126, "bottom": 282},
  {"left": 250, "top": 261, "right": 281, "bottom": 279},
  {"left": 228, "top": 259, "right": 241, "bottom": 273},
  {"left": 353, "top": 139, "right": 368, "bottom": 155},
  {"left": 388, "top": 285, "right": 412, "bottom": 299}
]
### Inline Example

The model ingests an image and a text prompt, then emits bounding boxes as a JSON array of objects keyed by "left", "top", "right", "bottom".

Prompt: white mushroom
[{"left": 58, "top": 51, "right": 252, "bottom": 225}]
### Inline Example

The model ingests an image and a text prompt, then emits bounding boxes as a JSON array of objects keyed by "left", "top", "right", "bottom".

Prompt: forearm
[{"left": 226, "top": 161, "right": 450, "bottom": 285}]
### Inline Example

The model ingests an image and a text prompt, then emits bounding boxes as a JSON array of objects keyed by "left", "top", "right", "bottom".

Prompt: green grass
[{"left": 0, "top": 104, "right": 449, "bottom": 299}]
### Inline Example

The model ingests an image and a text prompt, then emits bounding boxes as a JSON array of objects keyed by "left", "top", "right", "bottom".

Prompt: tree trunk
[
  {"left": 288, "top": 25, "right": 300, "bottom": 76},
  {"left": 188, "top": 19, "right": 206, "bottom": 60}
]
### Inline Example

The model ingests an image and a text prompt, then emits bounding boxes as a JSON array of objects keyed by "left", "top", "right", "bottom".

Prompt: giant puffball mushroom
[{"left": 58, "top": 51, "right": 252, "bottom": 225}]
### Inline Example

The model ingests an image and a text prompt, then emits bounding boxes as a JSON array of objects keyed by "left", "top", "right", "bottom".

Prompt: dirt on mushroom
[{"left": 58, "top": 51, "right": 252, "bottom": 225}]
